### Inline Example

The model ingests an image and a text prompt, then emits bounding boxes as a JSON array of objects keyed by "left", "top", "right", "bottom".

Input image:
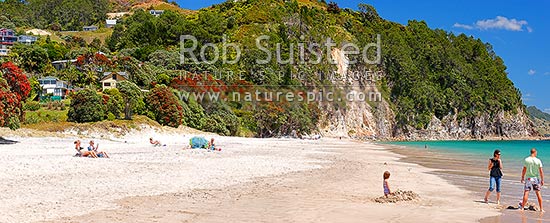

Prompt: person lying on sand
[
  {"left": 150, "top": 137, "right": 166, "bottom": 147},
  {"left": 74, "top": 140, "right": 98, "bottom": 158},
  {"left": 383, "top": 171, "right": 393, "bottom": 197},
  {"left": 88, "top": 140, "right": 110, "bottom": 158},
  {"left": 208, "top": 138, "right": 221, "bottom": 151},
  {"left": 186, "top": 137, "right": 221, "bottom": 151}
]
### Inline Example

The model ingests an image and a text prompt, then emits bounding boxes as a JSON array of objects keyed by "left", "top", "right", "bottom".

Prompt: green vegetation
[
  {"left": 24, "top": 107, "right": 68, "bottom": 124},
  {"left": 67, "top": 89, "right": 107, "bottom": 123},
  {"left": 0, "top": 0, "right": 109, "bottom": 31},
  {"left": 527, "top": 106, "right": 550, "bottom": 121},
  {"left": 60, "top": 28, "right": 114, "bottom": 44},
  {"left": 0, "top": 0, "right": 527, "bottom": 137},
  {"left": 103, "top": 88, "right": 125, "bottom": 119},
  {"left": 116, "top": 80, "right": 143, "bottom": 120}
]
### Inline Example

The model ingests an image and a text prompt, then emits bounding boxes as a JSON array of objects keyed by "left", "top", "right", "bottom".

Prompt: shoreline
[
  {"left": 379, "top": 137, "right": 550, "bottom": 142},
  {"left": 386, "top": 143, "right": 550, "bottom": 223},
  {"left": 27, "top": 138, "right": 500, "bottom": 223}
]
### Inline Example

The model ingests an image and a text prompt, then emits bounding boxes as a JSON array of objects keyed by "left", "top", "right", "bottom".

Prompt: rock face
[
  {"left": 318, "top": 48, "right": 538, "bottom": 140},
  {"left": 318, "top": 49, "right": 395, "bottom": 139},
  {"left": 393, "top": 109, "right": 538, "bottom": 140},
  {"left": 321, "top": 98, "right": 538, "bottom": 140}
]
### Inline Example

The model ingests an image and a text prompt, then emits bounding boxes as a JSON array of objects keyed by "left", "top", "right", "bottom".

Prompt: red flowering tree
[
  {"left": 0, "top": 62, "right": 30, "bottom": 129},
  {"left": 146, "top": 85, "right": 184, "bottom": 128},
  {"left": 1, "top": 62, "right": 31, "bottom": 102},
  {"left": 0, "top": 78, "right": 21, "bottom": 129}
]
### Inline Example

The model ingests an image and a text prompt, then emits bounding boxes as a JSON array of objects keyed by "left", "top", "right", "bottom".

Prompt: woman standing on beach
[{"left": 484, "top": 149, "right": 503, "bottom": 204}]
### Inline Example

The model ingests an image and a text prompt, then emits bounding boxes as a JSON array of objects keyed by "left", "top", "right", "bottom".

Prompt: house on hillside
[
  {"left": 0, "top": 45, "right": 9, "bottom": 57},
  {"left": 100, "top": 72, "right": 128, "bottom": 90},
  {"left": 149, "top": 10, "right": 164, "bottom": 17},
  {"left": 52, "top": 59, "right": 77, "bottom": 70},
  {"left": 106, "top": 19, "right": 117, "bottom": 28},
  {"left": 0, "top": 28, "right": 17, "bottom": 46},
  {"left": 18, "top": 35, "right": 38, "bottom": 44},
  {"left": 83, "top": 26, "right": 98, "bottom": 31},
  {"left": 38, "top": 76, "right": 70, "bottom": 99}
]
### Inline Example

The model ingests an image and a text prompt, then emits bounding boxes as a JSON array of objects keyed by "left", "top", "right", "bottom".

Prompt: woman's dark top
[{"left": 490, "top": 158, "right": 503, "bottom": 177}]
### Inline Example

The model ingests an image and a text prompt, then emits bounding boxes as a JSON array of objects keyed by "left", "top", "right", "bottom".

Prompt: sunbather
[
  {"left": 150, "top": 137, "right": 165, "bottom": 147},
  {"left": 88, "top": 140, "right": 110, "bottom": 158},
  {"left": 208, "top": 138, "right": 221, "bottom": 151},
  {"left": 74, "top": 140, "right": 98, "bottom": 158},
  {"left": 186, "top": 136, "right": 220, "bottom": 151}
]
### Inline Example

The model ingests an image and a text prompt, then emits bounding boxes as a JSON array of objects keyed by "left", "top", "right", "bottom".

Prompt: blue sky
[{"left": 176, "top": 0, "right": 550, "bottom": 113}]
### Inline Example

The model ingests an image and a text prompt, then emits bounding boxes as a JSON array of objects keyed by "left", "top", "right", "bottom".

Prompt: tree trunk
[{"left": 124, "top": 100, "right": 132, "bottom": 120}]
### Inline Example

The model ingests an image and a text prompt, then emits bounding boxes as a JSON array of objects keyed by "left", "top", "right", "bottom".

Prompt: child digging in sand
[{"left": 383, "top": 171, "right": 392, "bottom": 197}]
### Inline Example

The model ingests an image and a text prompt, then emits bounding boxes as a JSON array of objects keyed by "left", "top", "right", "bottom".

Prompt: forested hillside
[
  {"left": 0, "top": 0, "right": 537, "bottom": 139},
  {"left": 0, "top": 0, "right": 109, "bottom": 31},
  {"left": 0, "top": 0, "right": 182, "bottom": 31}
]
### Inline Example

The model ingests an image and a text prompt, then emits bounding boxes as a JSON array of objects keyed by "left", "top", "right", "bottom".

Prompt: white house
[
  {"left": 106, "top": 20, "right": 117, "bottom": 28},
  {"left": 38, "top": 76, "right": 69, "bottom": 99},
  {"left": 100, "top": 72, "right": 128, "bottom": 90},
  {"left": 52, "top": 59, "right": 77, "bottom": 70},
  {"left": 83, "top": 26, "right": 98, "bottom": 31},
  {"left": 17, "top": 35, "right": 38, "bottom": 44},
  {"left": 0, "top": 45, "right": 9, "bottom": 57},
  {"left": 149, "top": 10, "right": 164, "bottom": 17}
]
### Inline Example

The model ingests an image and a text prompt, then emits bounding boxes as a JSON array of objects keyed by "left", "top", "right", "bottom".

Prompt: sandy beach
[{"left": 0, "top": 129, "right": 499, "bottom": 223}]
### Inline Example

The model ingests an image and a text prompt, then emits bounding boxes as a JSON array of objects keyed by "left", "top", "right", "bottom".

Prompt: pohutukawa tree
[
  {"left": 0, "top": 62, "right": 31, "bottom": 130},
  {"left": 146, "top": 84, "right": 184, "bottom": 128}
]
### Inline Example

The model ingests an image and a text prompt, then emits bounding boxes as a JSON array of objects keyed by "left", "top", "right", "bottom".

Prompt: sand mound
[{"left": 374, "top": 190, "right": 420, "bottom": 203}]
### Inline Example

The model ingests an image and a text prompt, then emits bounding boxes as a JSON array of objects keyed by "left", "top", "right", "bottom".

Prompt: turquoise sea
[{"left": 389, "top": 140, "right": 550, "bottom": 171}]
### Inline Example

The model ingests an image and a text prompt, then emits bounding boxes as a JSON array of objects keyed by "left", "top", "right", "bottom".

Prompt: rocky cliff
[
  {"left": 321, "top": 92, "right": 538, "bottom": 140},
  {"left": 319, "top": 49, "right": 538, "bottom": 140}
]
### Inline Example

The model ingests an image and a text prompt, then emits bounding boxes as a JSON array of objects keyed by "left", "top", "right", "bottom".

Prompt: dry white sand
[
  {"left": 0, "top": 131, "right": 500, "bottom": 223},
  {"left": 0, "top": 134, "right": 326, "bottom": 223}
]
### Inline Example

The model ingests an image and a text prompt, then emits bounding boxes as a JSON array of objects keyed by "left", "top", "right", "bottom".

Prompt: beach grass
[
  {"left": 22, "top": 111, "right": 161, "bottom": 135},
  {"left": 24, "top": 108, "right": 68, "bottom": 124}
]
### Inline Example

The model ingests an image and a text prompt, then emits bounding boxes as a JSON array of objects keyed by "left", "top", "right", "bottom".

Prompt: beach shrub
[
  {"left": 146, "top": 85, "right": 184, "bottom": 128},
  {"left": 254, "top": 101, "right": 319, "bottom": 137},
  {"left": 107, "top": 112, "right": 116, "bottom": 121},
  {"left": 103, "top": 88, "right": 124, "bottom": 119},
  {"left": 60, "top": 101, "right": 66, "bottom": 110},
  {"left": 201, "top": 101, "right": 240, "bottom": 136},
  {"left": 24, "top": 101, "right": 41, "bottom": 111},
  {"left": 117, "top": 80, "right": 142, "bottom": 120},
  {"left": 67, "top": 89, "right": 106, "bottom": 123},
  {"left": 183, "top": 95, "right": 207, "bottom": 130}
]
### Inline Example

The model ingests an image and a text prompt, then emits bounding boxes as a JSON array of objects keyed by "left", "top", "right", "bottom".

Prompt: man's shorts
[{"left": 525, "top": 178, "right": 541, "bottom": 191}]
